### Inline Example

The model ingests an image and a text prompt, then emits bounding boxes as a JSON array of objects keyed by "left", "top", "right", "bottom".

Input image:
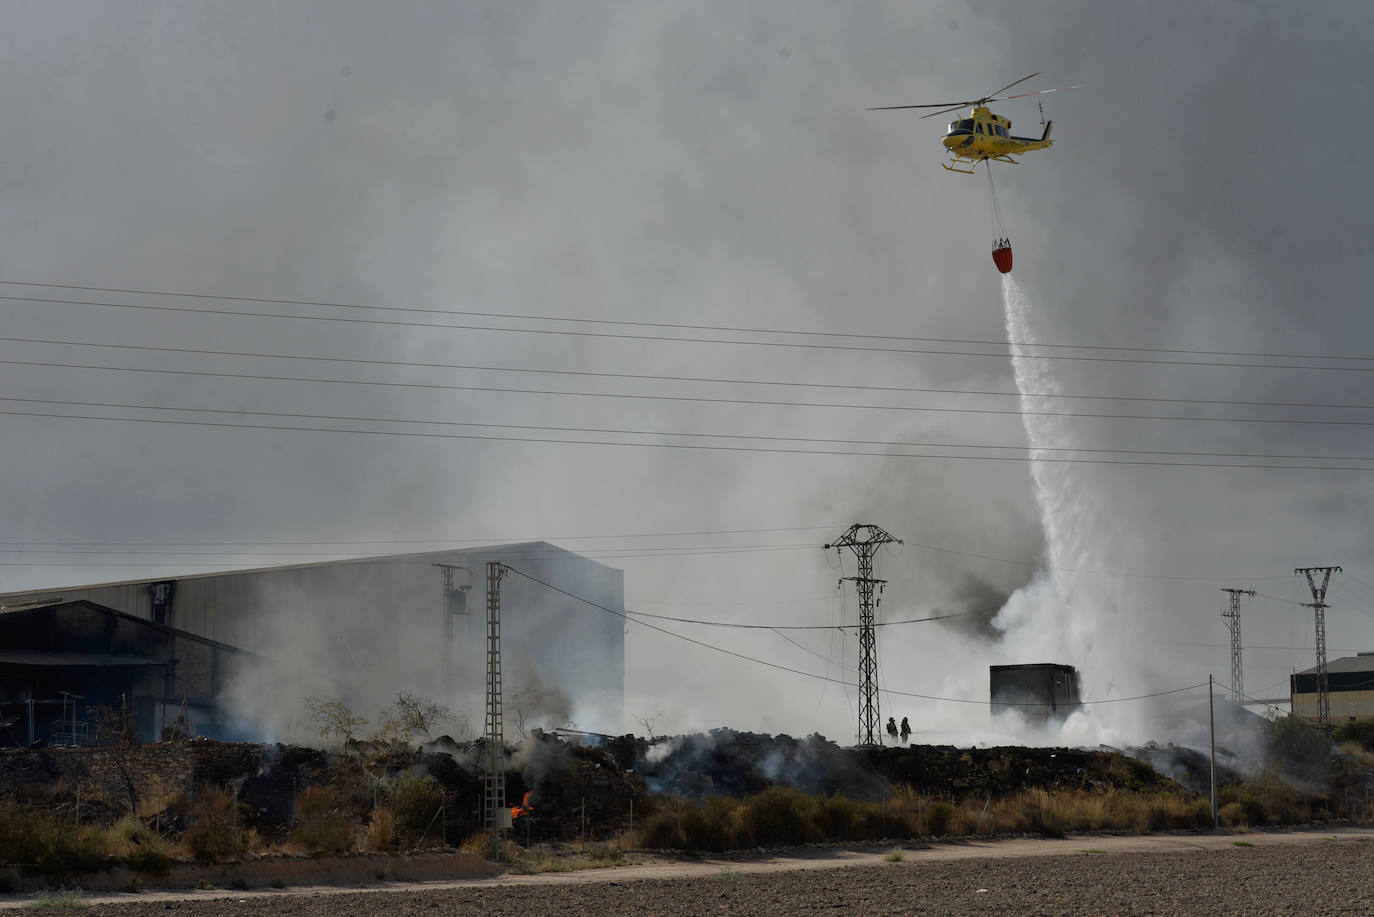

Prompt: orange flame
[{"left": 511, "top": 791, "right": 532, "bottom": 819}]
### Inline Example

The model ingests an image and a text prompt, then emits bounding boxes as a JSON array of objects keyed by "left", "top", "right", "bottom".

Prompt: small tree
[
  {"left": 508, "top": 681, "right": 572, "bottom": 740},
  {"left": 1333, "top": 717, "right": 1374, "bottom": 753},
  {"left": 89, "top": 696, "right": 141, "bottom": 812},
  {"left": 375, "top": 693, "right": 454, "bottom": 747},
  {"left": 1265, "top": 712, "right": 1330, "bottom": 771},
  {"left": 633, "top": 711, "right": 663, "bottom": 740},
  {"left": 305, "top": 696, "right": 369, "bottom": 753}
]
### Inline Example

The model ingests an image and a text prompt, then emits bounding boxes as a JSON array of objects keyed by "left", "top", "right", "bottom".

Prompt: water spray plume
[{"left": 996, "top": 276, "right": 1154, "bottom": 746}]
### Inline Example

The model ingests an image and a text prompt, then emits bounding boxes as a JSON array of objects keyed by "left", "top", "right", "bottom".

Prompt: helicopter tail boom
[{"left": 1010, "top": 120, "right": 1052, "bottom": 145}]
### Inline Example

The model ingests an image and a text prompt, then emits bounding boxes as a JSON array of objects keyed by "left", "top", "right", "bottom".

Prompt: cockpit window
[{"left": 949, "top": 119, "right": 974, "bottom": 133}]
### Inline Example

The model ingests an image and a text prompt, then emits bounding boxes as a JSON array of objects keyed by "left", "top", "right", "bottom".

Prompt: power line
[
  {"left": 9, "top": 334, "right": 1374, "bottom": 411},
  {"left": 0, "top": 520, "right": 1311, "bottom": 591},
  {"left": 503, "top": 563, "right": 1211, "bottom": 706},
  {"left": 5, "top": 405, "right": 1372, "bottom": 469},
  {"left": 1329, "top": 583, "right": 1374, "bottom": 621},
  {"left": 5, "top": 394, "right": 1374, "bottom": 461},
  {"left": 7, "top": 358, "right": 1374, "bottom": 430},
  {"left": 1253, "top": 591, "right": 1308, "bottom": 607},
  {"left": 621, "top": 608, "right": 978, "bottom": 630},
  {"left": 5, "top": 278, "right": 1374, "bottom": 364},
  {"left": 901, "top": 541, "right": 1294, "bottom": 582},
  {"left": 4, "top": 291, "right": 1373, "bottom": 371},
  {"left": 768, "top": 627, "right": 857, "bottom": 675},
  {"left": 0, "top": 543, "right": 822, "bottom": 568},
  {"left": 1345, "top": 573, "right": 1374, "bottom": 593},
  {"left": 0, "top": 524, "right": 841, "bottom": 549}
]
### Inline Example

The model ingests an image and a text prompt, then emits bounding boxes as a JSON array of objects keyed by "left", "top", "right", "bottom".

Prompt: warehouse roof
[
  {"left": 0, "top": 649, "right": 158, "bottom": 667},
  {"left": 0, "top": 541, "right": 615, "bottom": 602},
  {"left": 1292, "top": 653, "right": 1374, "bottom": 676}
]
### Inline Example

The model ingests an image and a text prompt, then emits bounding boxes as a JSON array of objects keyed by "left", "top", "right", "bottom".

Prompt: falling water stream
[{"left": 994, "top": 276, "right": 1149, "bottom": 745}]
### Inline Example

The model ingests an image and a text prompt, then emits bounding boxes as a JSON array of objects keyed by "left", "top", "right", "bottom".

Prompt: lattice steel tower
[
  {"left": 824, "top": 523, "right": 903, "bottom": 746},
  {"left": 1295, "top": 566, "right": 1341, "bottom": 733},
  {"left": 1218, "top": 587, "right": 1254, "bottom": 707},
  {"left": 434, "top": 563, "right": 472, "bottom": 700},
  {"left": 483, "top": 561, "right": 509, "bottom": 857}
]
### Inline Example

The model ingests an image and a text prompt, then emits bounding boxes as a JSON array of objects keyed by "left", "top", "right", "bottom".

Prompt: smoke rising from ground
[{"left": 0, "top": 3, "right": 1371, "bottom": 752}]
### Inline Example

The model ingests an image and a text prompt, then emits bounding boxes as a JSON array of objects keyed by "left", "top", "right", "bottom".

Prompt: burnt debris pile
[{"left": 594, "top": 728, "right": 1187, "bottom": 802}]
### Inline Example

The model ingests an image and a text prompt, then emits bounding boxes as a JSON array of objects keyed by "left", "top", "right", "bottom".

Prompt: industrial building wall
[
  {"left": 0, "top": 543, "right": 626, "bottom": 737},
  {"left": 0, "top": 602, "right": 261, "bottom": 744},
  {"left": 1291, "top": 690, "right": 1374, "bottom": 723}
]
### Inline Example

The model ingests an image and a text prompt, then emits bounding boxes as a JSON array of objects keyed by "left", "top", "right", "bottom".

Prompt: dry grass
[
  {"left": 104, "top": 817, "right": 173, "bottom": 874},
  {"left": 0, "top": 801, "right": 110, "bottom": 876},
  {"left": 512, "top": 842, "right": 625, "bottom": 874},
  {"left": 184, "top": 787, "right": 258, "bottom": 864},
  {"left": 632, "top": 785, "right": 1221, "bottom": 852},
  {"left": 289, "top": 786, "right": 355, "bottom": 855},
  {"left": 362, "top": 806, "right": 396, "bottom": 852}
]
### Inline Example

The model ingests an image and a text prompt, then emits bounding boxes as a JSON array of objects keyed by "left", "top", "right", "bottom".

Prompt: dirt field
[{"left": 6, "top": 828, "right": 1373, "bottom": 915}]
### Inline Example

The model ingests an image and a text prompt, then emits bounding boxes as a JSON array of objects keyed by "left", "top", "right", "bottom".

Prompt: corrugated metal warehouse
[
  {"left": 0, "top": 600, "right": 262, "bottom": 746},
  {"left": 0, "top": 542, "right": 625, "bottom": 742},
  {"left": 1290, "top": 653, "right": 1374, "bottom": 724}
]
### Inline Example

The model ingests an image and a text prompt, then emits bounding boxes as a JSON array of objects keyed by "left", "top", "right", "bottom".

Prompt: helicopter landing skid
[{"left": 942, "top": 154, "right": 1020, "bottom": 173}]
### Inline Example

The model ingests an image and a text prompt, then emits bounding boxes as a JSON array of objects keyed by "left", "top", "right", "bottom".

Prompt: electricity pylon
[
  {"left": 1219, "top": 587, "right": 1254, "bottom": 709},
  {"left": 483, "top": 561, "right": 509, "bottom": 858},
  {"left": 824, "top": 524, "right": 903, "bottom": 746},
  {"left": 434, "top": 563, "right": 472, "bottom": 700},
  {"left": 1295, "top": 566, "right": 1341, "bottom": 733}
]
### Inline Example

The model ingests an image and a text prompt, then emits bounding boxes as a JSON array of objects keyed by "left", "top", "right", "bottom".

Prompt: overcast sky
[{"left": 2, "top": 1, "right": 1372, "bottom": 745}]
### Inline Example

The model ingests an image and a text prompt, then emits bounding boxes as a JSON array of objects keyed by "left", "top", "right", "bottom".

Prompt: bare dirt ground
[{"left": 6, "top": 828, "right": 1372, "bottom": 915}]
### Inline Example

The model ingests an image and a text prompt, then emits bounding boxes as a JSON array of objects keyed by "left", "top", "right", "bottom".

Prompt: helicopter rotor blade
[
  {"left": 919, "top": 103, "right": 975, "bottom": 119},
  {"left": 981, "top": 72, "right": 1041, "bottom": 103},
  {"left": 866, "top": 101, "right": 978, "bottom": 111},
  {"left": 867, "top": 75, "right": 1077, "bottom": 115},
  {"left": 1003, "top": 83, "right": 1083, "bottom": 100}
]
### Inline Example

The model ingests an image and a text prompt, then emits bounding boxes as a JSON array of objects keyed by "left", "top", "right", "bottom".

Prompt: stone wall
[{"left": 0, "top": 740, "right": 278, "bottom": 804}]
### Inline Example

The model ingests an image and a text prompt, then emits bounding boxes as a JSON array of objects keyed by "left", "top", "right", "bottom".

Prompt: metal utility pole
[
  {"left": 1208, "top": 674, "right": 1218, "bottom": 827},
  {"left": 824, "top": 523, "right": 903, "bottom": 746},
  {"left": 483, "top": 561, "right": 509, "bottom": 858},
  {"left": 1295, "top": 566, "right": 1342, "bottom": 733},
  {"left": 434, "top": 564, "right": 473, "bottom": 700},
  {"left": 1218, "top": 587, "right": 1255, "bottom": 708}
]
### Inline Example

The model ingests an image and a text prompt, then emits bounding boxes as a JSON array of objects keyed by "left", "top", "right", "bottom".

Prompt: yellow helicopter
[{"left": 868, "top": 72, "right": 1078, "bottom": 174}]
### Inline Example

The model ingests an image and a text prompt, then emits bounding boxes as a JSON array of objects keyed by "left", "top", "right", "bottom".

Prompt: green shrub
[
  {"left": 1218, "top": 773, "right": 1305, "bottom": 827},
  {"left": 813, "top": 794, "right": 861, "bottom": 841},
  {"left": 1266, "top": 713, "right": 1330, "bottom": 769},
  {"left": 923, "top": 801, "right": 955, "bottom": 837},
  {"left": 0, "top": 801, "right": 109, "bottom": 876},
  {"left": 739, "top": 786, "right": 813, "bottom": 847},
  {"left": 184, "top": 788, "right": 251, "bottom": 864},
  {"left": 31, "top": 887, "right": 91, "bottom": 910},
  {"left": 679, "top": 796, "right": 744, "bottom": 852},
  {"left": 633, "top": 798, "right": 684, "bottom": 849},
  {"left": 388, "top": 774, "right": 444, "bottom": 848},
  {"left": 290, "top": 786, "right": 354, "bottom": 855},
  {"left": 1132, "top": 801, "right": 1172, "bottom": 834},
  {"left": 106, "top": 818, "right": 172, "bottom": 875},
  {"left": 1333, "top": 718, "right": 1374, "bottom": 753},
  {"left": 1219, "top": 801, "right": 1247, "bottom": 828}
]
